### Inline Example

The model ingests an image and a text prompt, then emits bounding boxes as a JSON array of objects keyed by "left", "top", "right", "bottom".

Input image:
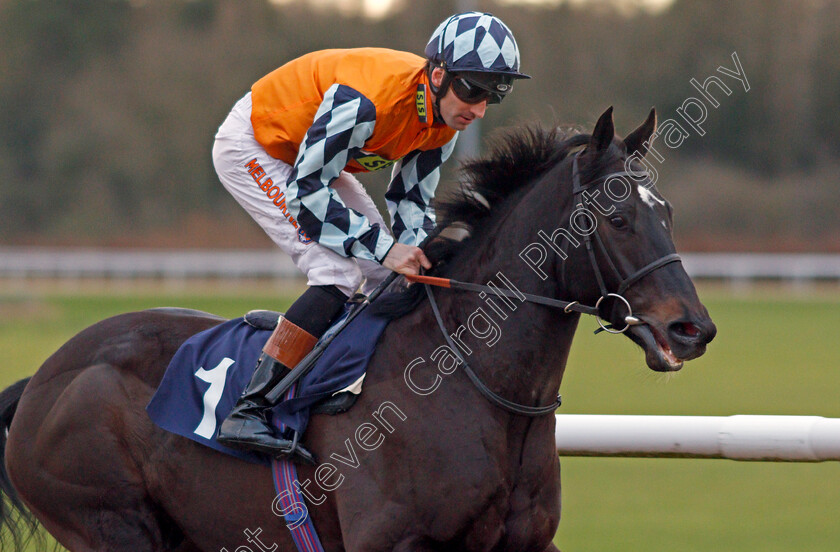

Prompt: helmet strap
[{"left": 427, "top": 63, "right": 452, "bottom": 124}]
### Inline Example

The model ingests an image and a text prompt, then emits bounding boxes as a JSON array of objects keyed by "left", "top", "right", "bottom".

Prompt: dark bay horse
[{"left": 1, "top": 107, "right": 715, "bottom": 551}]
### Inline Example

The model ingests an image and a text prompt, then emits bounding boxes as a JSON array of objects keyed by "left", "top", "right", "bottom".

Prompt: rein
[
  {"left": 405, "top": 274, "right": 599, "bottom": 316},
  {"left": 424, "top": 283, "right": 563, "bottom": 416},
  {"left": 404, "top": 152, "right": 683, "bottom": 417}
]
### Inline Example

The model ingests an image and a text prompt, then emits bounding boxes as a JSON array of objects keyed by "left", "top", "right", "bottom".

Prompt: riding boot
[{"left": 216, "top": 316, "right": 318, "bottom": 464}]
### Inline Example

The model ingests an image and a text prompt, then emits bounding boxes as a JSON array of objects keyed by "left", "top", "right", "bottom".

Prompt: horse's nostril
[
  {"left": 669, "top": 321, "right": 701, "bottom": 342},
  {"left": 681, "top": 322, "right": 700, "bottom": 338}
]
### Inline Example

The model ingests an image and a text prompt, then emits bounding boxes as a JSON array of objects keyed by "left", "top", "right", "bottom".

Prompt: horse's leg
[{"left": 7, "top": 364, "right": 187, "bottom": 551}]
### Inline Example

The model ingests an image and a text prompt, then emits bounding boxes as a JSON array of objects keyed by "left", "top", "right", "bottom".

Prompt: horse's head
[
  {"left": 379, "top": 108, "right": 715, "bottom": 373},
  {"left": 561, "top": 107, "right": 716, "bottom": 371}
]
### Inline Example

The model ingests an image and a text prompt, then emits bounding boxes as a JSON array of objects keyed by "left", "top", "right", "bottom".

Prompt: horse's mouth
[{"left": 627, "top": 323, "right": 684, "bottom": 372}]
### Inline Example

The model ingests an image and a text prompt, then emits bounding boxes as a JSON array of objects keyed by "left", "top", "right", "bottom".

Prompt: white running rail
[
  {"left": 2, "top": 249, "right": 840, "bottom": 282},
  {"left": 554, "top": 415, "right": 840, "bottom": 462}
]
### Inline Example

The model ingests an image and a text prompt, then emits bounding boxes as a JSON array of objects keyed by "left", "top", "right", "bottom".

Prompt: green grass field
[{"left": 1, "top": 281, "right": 838, "bottom": 551}]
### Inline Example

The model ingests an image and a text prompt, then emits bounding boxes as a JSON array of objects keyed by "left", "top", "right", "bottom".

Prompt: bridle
[
  {"left": 406, "top": 150, "right": 683, "bottom": 416},
  {"left": 569, "top": 151, "right": 682, "bottom": 334}
]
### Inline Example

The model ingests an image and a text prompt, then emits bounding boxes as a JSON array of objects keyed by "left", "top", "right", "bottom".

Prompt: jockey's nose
[{"left": 470, "top": 100, "right": 488, "bottom": 119}]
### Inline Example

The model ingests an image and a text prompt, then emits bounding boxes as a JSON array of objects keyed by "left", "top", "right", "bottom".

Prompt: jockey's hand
[{"left": 382, "top": 243, "right": 432, "bottom": 275}]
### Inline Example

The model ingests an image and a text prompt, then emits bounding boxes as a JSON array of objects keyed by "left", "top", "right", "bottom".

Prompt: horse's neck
[
  {"left": 433, "top": 275, "right": 578, "bottom": 407},
  {"left": 433, "top": 179, "right": 581, "bottom": 408}
]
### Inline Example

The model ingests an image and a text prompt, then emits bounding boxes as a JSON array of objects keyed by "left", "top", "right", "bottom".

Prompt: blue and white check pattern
[
  {"left": 425, "top": 12, "right": 521, "bottom": 74},
  {"left": 386, "top": 135, "right": 458, "bottom": 247},
  {"left": 285, "top": 84, "right": 394, "bottom": 262},
  {"left": 285, "top": 84, "right": 457, "bottom": 264}
]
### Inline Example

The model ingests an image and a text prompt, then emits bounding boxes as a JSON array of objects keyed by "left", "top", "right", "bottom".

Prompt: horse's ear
[
  {"left": 590, "top": 106, "right": 615, "bottom": 153},
  {"left": 623, "top": 107, "right": 657, "bottom": 158}
]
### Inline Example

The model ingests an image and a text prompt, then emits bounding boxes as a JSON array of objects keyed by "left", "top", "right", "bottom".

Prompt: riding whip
[{"left": 264, "top": 252, "right": 411, "bottom": 404}]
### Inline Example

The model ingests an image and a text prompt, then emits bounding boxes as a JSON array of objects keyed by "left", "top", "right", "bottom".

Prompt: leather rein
[{"left": 405, "top": 152, "right": 683, "bottom": 417}]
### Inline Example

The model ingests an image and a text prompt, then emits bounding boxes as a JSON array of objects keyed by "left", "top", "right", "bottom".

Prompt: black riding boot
[
  {"left": 216, "top": 366, "right": 315, "bottom": 465},
  {"left": 216, "top": 285, "right": 348, "bottom": 465},
  {"left": 216, "top": 318, "right": 317, "bottom": 464}
]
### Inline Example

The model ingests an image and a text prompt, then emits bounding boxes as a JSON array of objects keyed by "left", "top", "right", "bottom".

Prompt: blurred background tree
[{"left": 0, "top": 0, "right": 838, "bottom": 251}]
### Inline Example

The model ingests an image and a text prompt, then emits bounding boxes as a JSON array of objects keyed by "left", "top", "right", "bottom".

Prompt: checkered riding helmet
[{"left": 425, "top": 12, "right": 530, "bottom": 79}]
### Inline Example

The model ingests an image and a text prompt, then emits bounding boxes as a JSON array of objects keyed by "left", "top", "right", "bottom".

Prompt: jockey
[{"left": 213, "top": 12, "right": 529, "bottom": 460}]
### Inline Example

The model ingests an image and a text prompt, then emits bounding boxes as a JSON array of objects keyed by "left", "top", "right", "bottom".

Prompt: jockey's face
[{"left": 431, "top": 67, "right": 487, "bottom": 131}]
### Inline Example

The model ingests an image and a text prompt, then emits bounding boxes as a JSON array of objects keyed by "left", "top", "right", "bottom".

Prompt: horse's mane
[{"left": 373, "top": 124, "right": 591, "bottom": 319}]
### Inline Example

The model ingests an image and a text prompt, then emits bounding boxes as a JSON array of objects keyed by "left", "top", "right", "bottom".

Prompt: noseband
[{"left": 407, "top": 150, "right": 683, "bottom": 416}]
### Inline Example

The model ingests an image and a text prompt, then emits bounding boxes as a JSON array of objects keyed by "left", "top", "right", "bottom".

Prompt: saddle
[
  {"left": 243, "top": 309, "right": 358, "bottom": 416},
  {"left": 148, "top": 299, "right": 390, "bottom": 466}
]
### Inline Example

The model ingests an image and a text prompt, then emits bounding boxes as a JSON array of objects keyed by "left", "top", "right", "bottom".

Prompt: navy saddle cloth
[{"left": 146, "top": 306, "right": 389, "bottom": 465}]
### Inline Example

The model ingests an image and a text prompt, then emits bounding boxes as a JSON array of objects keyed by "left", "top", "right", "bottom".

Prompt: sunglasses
[{"left": 450, "top": 76, "right": 508, "bottom": 105}]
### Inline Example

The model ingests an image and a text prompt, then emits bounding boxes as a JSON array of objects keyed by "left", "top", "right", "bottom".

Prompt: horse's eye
[{"left": 609, "top": 215, "right": 627, "bottom": 229}]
